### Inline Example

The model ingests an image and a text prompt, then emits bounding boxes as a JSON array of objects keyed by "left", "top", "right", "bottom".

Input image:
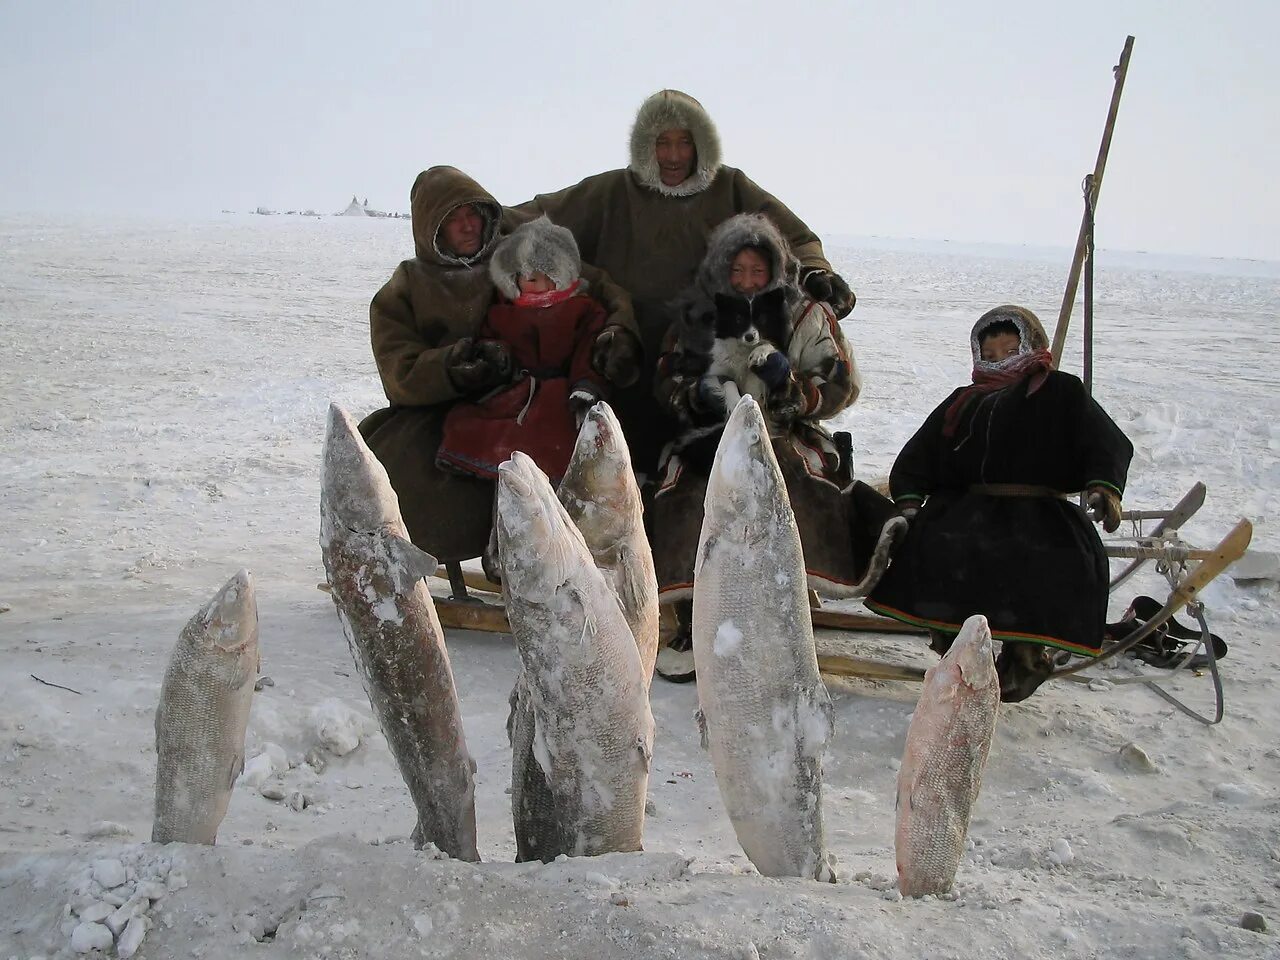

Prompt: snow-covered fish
[
  {"left": 498, "top": 451, "right": 654, "bottom": 861},
  {"left": 152, "top": 569, "right": 259, "bottom": 844},
  {"left": 320, "top": 403, "right": 478, "bottom": 862},
  {"left": 895, "top": 613, "right": 999, "bottom": 897},
  {"left": 557, "top": 401, "right": 659, "bottom": 683},
  {"left": 692, "top": 396, "right": 835, "bottom": 880}
]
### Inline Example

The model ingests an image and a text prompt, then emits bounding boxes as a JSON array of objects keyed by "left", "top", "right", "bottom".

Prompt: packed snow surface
[{"left": 2, "top": 214, "right": 1278, "bottom": 958}]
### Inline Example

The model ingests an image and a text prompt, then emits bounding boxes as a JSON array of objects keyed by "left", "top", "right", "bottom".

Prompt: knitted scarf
[
  {"left": 512, "top": 279, "right": 583, "bottom": 309},
  {"left": 942, "top": 348, "right": 1053, "bottom": 438}
]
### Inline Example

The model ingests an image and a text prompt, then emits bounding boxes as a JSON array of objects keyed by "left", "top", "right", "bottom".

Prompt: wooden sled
[
  {"left": 428, "top": 563, "right": 927, "bottom": 684},
  {"left": 1056, "top": 511, "right": 1253, "bottom": 724},
  {"left": 425, "top": 493, "right": 1252, "bottom": 710}
]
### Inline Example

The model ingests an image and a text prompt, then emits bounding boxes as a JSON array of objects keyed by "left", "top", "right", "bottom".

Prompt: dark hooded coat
[
  {"left": 865, "top": 306, "right": 1134, "bottom": 656},
  {"left": 649, "top": 214, "right": 891, "bottom": 600},
  {"left": 359, "top": 166, "right": 635, "bottom": 561},
  {"left": 507, "top": 90, "right": 837, "bottom": 475}
]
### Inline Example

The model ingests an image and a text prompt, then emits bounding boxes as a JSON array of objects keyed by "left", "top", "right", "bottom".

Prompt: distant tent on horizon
[{"left": 338, "top": 195, "right": 368, "bottom": 217}]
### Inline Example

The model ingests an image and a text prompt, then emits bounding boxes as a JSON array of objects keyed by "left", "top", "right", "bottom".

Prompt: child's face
[
  {"left": 980, "top": 331, "right": 1021, "bottom": 363},
  {"left": 729, "top": 248, "right": 771, "bottom": 295},
  {"left": 517, "top": 271, "right": 556, "bottom": 295}
]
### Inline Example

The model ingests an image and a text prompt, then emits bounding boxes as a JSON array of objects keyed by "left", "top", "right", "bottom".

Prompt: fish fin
[
  {"left": 563, "top": 584, "right": 596, "bottom": 646},
  {"left": 616, "top": 546, "right": 645, "bottom": 616},
  {"left": 531, "top": 711, "right": 554, "bottom": 779},
  {"left": 153, "top": 702, "right": 164, "bottom": 751},
  {"left": 815, "top": 855, "right": 838, "bottom": 883},
  {"left": 228, "top": 751, "right": 245, "bottom": 790},
  {"left": 383, "top": 533, "right": 439, "bottom": 582},
  {"left": 695, "top": 708, "right": 709, "bottom": 750},
  {"left": 635, "top": 734, "right": 652, "bottom": 771},
  {"left": 505, "top": 679, "right": 523, "bottom": 747}
]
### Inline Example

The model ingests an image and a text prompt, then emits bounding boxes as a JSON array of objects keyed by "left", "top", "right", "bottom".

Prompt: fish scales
[
  {"left": 153, "top": 569, "right": 258, "bottom": 845},
  {"left": 557, "top": 401, "right": 659, "bottom": 683},
  {"left": 320, "top": 403, "right": 479, "bottom": 862},
  {"left": 511, "top": 403, "right": 658, "bottom": 860},
  {"left": 500, "top": 451, "right": 654, "bottom": 861},
  {"left": 692, "top": 397, "right": 835, "bottom": 880},
  {"left": 895, "top": 614, "right": 999, "bottom": 896}
]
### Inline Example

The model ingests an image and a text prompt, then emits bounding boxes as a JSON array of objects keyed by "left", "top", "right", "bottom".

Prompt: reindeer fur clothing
[
  {"left": 359, "top": 166, "right": 636, "bottom": 561},
  {"left": 506, "top": 91, "right": 838, "bottom": 473}
]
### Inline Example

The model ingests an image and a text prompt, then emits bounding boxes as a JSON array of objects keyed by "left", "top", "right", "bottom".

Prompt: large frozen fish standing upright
[
  {"left": 499, "top": 451, "right": 654, "bottom": 861},
  {"left": 153, "top": 569, "right": 259, "bottom": 844},
  {"left": 692, "top": 396, "right": 835, "bottom": 880},
  {"left": 320, "top": 403, "right": 479, "bottom": 862},
  {"left": 895, "top": 613, "right": 999, "bottom": 897},
  {"left": 556, "top": 401, "right": 659, "bottom": 682}
]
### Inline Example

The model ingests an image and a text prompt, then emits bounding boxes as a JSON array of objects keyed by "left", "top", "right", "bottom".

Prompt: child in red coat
[{"left": 437, "top": 217, "right": 610, "bottom": 483}]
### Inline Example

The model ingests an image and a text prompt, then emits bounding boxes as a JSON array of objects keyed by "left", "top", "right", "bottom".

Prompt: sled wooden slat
[
  {"left": 434, "top": 597, "right": 511, "bottom": 633},
  {"left": 810, "top": 608, "right": 926, "bottom": 635},
  {"left": 817, "top": 654, "right": 926, "bottom": 683},
  {"left": 431, "top": 565, "right": 923, "bottom": 636},
  {"left": 433, "top": 565, "right": 502, "bottom": 595}
]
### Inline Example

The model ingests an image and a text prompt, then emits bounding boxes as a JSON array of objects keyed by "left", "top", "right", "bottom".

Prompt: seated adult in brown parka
[
  {"left": 359, "top": 166, "right": 637, "bottom": 562},
  {"left": 507, "top": 89, "right": 855, "bottom": 477}
]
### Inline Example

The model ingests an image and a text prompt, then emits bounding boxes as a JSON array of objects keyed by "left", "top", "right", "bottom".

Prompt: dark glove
[
  {"left": 446, "top": 337, "right": 507, "bottom": 395},
  {"left": 473, "top": 339, "right": 513, "bottom": 382},
  {"left": 591, "top": 326, "right": 642, "bottom": 389},
  {"left": 1086, "top": 486, "right": 1123, "bottom": 533},
  {"left": 687, "top": 375, "right": 728, "bottom": 422},
  {"left": 767, "top": 375, "right": 805, "bottom": 425},
  {"left": 753, "top": 350, "right": 791, "bottom": 390},
  {"left": 801, "top": 268, "right": 856, "bottom": 319}
]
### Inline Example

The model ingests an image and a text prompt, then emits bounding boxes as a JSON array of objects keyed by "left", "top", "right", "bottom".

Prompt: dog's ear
[
  {"left": 713, "top": 293, "right": 749, "bottom": 336},
  {"left": 754, "top": 287, "right": 790, "bottom": 343}
]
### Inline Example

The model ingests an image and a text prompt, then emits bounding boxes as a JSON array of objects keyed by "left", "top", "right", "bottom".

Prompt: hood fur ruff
[
  {"left": 970, "top": 304, "right": 1051, "bottom": 370},
  {"left": 628, "top": 89, "right": 722, "bottom": 198},
  {"left": 696, "top": 213, "right": 800, "bottom": 300},
  {"left": 488, "top": 217, "right": 583, "bottom": 300}
]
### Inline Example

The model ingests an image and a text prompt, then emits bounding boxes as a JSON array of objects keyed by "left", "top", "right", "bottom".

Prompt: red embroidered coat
[{"left": 437, "top": 293, "right": 609, "bottom": 482}]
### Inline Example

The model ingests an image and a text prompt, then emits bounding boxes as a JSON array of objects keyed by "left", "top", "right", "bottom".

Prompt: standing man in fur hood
[
  {"left": 359, "top": 166, "right": 637, "bottom": 563},
  {"left": 508, "top": 89, "right": 855, "bottom": 476}
]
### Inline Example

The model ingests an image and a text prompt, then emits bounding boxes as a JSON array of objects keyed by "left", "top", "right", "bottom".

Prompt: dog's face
[{"left": 712, "top": 288, "right": 788, "bottom": 348}]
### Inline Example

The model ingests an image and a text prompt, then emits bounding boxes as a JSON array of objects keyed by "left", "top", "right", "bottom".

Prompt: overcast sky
[{"left": 2, "top": 1, "right": 1277, "bottom": 260}]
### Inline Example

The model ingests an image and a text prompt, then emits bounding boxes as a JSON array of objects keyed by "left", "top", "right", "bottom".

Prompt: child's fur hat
[{"left": 489, "top": 217, "right": 582, "bottom": 299}]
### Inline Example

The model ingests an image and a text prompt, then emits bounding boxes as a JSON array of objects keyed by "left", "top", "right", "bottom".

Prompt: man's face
[
  {"left": 439, "top": 204, "right": 484, "bottom": 257},
  {"left": 654, "top": 128, "right": 696, "bottom": 187}
]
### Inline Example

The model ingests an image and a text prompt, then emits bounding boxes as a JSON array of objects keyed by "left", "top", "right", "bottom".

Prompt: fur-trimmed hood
[
  {"left": 488, "top": 216, "right": 583, "bottom": 299},
  {"left": 696, "top": 213, "right": 800, "bottom": 300},
  {"left": 970, "top": 305, "right": 1051, "bottom": 369},
  {"left": 409, "top": 165, "right": 502, "bottom": 266},
  {"left": 628, "top": 89, "right": 722, "bottom": 197}
]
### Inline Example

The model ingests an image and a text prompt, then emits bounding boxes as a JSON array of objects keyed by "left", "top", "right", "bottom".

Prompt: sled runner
[
  {"left": 429, "top": 563, "right": 923, "bottom": 638},
  {"left": 1054, "top": 513, "right": 1253, "bottom": 725}
]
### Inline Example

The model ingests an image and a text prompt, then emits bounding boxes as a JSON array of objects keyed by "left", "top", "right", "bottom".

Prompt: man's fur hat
[
  {"left": 628, "top": 89, "right": 723, "bottom": 197},
  {"left": 488, "top": 216, "right": 583, "bottom": 300}
]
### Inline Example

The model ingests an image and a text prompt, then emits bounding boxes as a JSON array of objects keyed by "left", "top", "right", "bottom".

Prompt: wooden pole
[{"left": 1050, "top": 35, "right": 1135, "bottom": 368}]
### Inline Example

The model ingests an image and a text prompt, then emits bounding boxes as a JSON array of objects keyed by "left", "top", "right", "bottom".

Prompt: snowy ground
[{"left": 1, "top": 214, "right": 1278, "bottom": 959}]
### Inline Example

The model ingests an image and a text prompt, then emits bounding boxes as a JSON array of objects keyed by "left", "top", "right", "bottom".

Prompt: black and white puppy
[
  {"left": 703, "top": 288, "right": 792, "bottom": 410},
  {"left": 673, "top": 288, "right": 793, "bottom": 472}
]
